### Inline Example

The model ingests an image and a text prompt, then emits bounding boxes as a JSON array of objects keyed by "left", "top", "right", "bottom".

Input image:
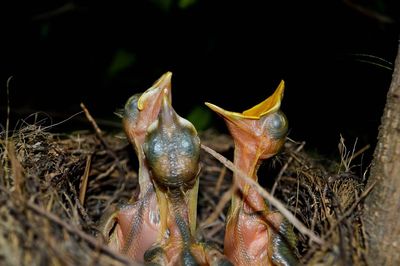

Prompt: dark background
[{"left": 1, "top": 0, "right": 399, "bottom": 159}]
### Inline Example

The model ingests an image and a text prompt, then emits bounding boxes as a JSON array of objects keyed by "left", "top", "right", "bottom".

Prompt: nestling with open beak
[
  {"left": 98, "top": 72, "right": 172, "bottom": 262},
  {"left": 143, "top": 95, "right": 232, "bottom": 266},
  {"left": 205, "top": 80, "right": 299, "bottom": 266}
]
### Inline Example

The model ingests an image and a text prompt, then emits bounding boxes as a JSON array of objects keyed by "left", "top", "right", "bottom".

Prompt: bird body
[{"left": 206, "top": 80, "right": 299, "bottom": 266}]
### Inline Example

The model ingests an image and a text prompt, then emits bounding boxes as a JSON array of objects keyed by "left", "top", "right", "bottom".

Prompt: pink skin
[
  {"left": 100, "top": 72, "right": 172, "bottom": 262},
  {"left": 109, "top": 190, "right": 160, "bottom": 260},
  {"left": 142, "top": 95, "right": 231, "bottom": 266},
  {"left": 205, "top": 85, "right": 291, "bottom": 266},
  {"left": 142, "top": 95, "right": 199, "bottom": 265},
  {"left": 223, "top": 118, "right": 286, "bottom": 266}
]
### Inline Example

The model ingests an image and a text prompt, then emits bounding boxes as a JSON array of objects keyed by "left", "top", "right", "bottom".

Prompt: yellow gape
[{"left": 206, "top": 80, "right": 298, "bottom": 266}]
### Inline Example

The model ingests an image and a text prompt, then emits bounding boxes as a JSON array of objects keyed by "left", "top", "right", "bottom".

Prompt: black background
[{"left": 1, "top": 0, "right": 399, "bottom": 159}]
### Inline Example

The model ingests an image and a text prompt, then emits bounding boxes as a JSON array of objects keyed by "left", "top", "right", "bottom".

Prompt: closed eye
[
  {"left": 261, "top": 110, "right": 288, "bottom": 140},
  {"left": 124, "top": 93, "right": 141, "bottom": 121}
]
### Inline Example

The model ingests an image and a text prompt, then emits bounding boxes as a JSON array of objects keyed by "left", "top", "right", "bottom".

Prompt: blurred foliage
[
  {"left": 39, "top": 23, "right": 50, "bottom": 39},
  {"left": 178, "top": 0, "right": 197, "bottom": 9},
  {"left": 107, "top": 49, "right": 136, "bottom": 79},
  {"left": 151, "top": 0, "right": 197, "bottom": 11},
  {"left": 151, "top": 0, "right": 173, "bottom": 12},
  {"left": 186, "top": 105, "right": 213, "bottom": 132}
]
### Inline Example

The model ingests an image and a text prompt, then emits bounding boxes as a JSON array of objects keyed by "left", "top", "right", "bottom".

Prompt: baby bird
[
  {"left": 206, "top": 81, "right": 299, "bottom": 266},
  {"left": 143, "top": 95, "right": 232, "bottom": 266},
  {"left": 98, "top": 72, "right": 172, "bottom": 262}
]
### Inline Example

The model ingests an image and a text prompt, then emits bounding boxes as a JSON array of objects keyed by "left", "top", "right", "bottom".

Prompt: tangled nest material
[{"left": 0, "top": 111, "right": 371, "bottom": 266}]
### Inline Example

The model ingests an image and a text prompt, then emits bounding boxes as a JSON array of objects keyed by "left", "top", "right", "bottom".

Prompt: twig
[
  {"left": 40, "top": 111, "right": 84, "bottom": 132},
  {"left": 26, "top": 201, "right": 137, "bottom": 266},
  {"left": 200, "top": 185, "right": 235, "bottom": 228},
  {"left": 201, "top": 144, "right": 324, "bottom": 245},
  {"left": 272, "top": 141, "right": 305, "bottom": 195},
  {"left": 8, "top": 141, "right": 24, "bottom": 197},
  {"left": 79, "top": 154, "right": 92, "bottom": 205},
  {"left": 96, "top": 163, "right": 117, "bottom": 180},
  {"left": 80, "top": 103, "right": 126, "bottom": 179},
  {"left": 302, "top": 181, "right": 376, "bottom": 262},
  {"left": 80, "top": 103, "right": 103, "bottom": 136},
  {"left": 2, "top": 76, "right": 13, "bottom": 188},
  {"left": 214, "top": 166, "right": 226, "bottom": 196},
  {"left": 32, "top": 2, "right": 77, "bottom": 21},
  {"left": 321, "top": 181, "right": 376, "bottom": 240},
  {"left": 343, "top": 0, "right": 395, "bottom": 24},
  {"left": 350, "top": 144, "right": 370, "bottom": 161}
]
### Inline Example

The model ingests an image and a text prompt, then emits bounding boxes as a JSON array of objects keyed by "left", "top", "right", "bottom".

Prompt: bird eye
[
  {"left": 124, "top": 93, "right": 141, "bottom": 121},
  {"left": 262, "top": 110, "right": 288, "bottom": 140}
]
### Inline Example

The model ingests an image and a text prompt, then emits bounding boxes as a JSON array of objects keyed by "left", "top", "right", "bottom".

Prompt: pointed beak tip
[
  {"left": 205, "top": 102, "right": 243, "bottom": 121},
  {"left": 204, "top": 102, "right": 221, "bottom": 113},
  {"left": 162, "top": 71, "right": 173, "bottom": 85},
  {"left": 204, "top": 102, "right": 212, "bottom": 108},
  {"left": 277, "top": 79, "right": 285, "bottom": 96},
  {"left": 138, "top": 74, "right": 172, "bottom": 111},
  {"left": 165, "top": 71, "right": 173, "bottom": 78},
  {"left": 280, "top": 79, "right": 285, "bottom": 86},
  {"left": 153, "top": 71, "right": 172, "bottom": 91}
]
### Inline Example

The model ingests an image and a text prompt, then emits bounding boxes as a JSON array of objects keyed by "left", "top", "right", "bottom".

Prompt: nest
[{"left": 0, "top": 112, "right": 370, "bottom": 266}]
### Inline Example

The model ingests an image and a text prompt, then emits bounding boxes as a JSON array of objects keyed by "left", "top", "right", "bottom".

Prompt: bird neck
[{"left": 232, "top": 143, "right": 268, "bottom": 213}]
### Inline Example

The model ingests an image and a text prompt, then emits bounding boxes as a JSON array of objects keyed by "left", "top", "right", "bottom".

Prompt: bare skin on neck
[
  {"left": 98, "top": 72, "right": 172, "bottom": 262},
  {"left": 206, "top": 81, "right": 298, "bottom": 266},
  {"left": 143, "top": 95, "right": 232, "bottom": 266}
]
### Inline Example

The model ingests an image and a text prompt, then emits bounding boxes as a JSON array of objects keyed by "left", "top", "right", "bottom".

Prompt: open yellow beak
[
  {"left": 138, "top": 71, "right": 172, "bottom": 111},
  {"left": 205, "top": 80, "right": 284, "bottom": 120}
]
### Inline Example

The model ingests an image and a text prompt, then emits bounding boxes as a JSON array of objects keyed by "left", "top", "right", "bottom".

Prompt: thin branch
[
  {"left": 80, "top": 103, "right": 103, "bottom": 136},
  {"left": 201, "top": 144, "right": 324, "bottom": 245},
  {"left": 343, "top": 0, "right": 395, "bottom": 24},
  {"left": 2, "top": 76, "right": 13, "bottom": 188},
  {"left": 80, "top": 102, "right": 126, "bottom": 179},
  {"left": 26, "top": 201, "right": 137, "bottom": 266},
  {"left": 8, "top": 141, "right": 24, "bottom": 197},
  {"left": 32, "top": 2, "right": 77, "bottom": 21},
  {"left": 79, "top": 154, "right": 92, "bottom": 205},
  {"left": 350, "top": 144, "right": 370, "bottom": 162},
  {"left": 272, "top": 141, "right": 305, "bottom": 195},
  {"left": 322, "top": 181, "right": 376, "bottom": 239},
  {"left": 200, "top": 185, "right": 235, "bottom": 228},
  {"left": 214, "top": 166, "right": 226, "bottom": 196}
]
